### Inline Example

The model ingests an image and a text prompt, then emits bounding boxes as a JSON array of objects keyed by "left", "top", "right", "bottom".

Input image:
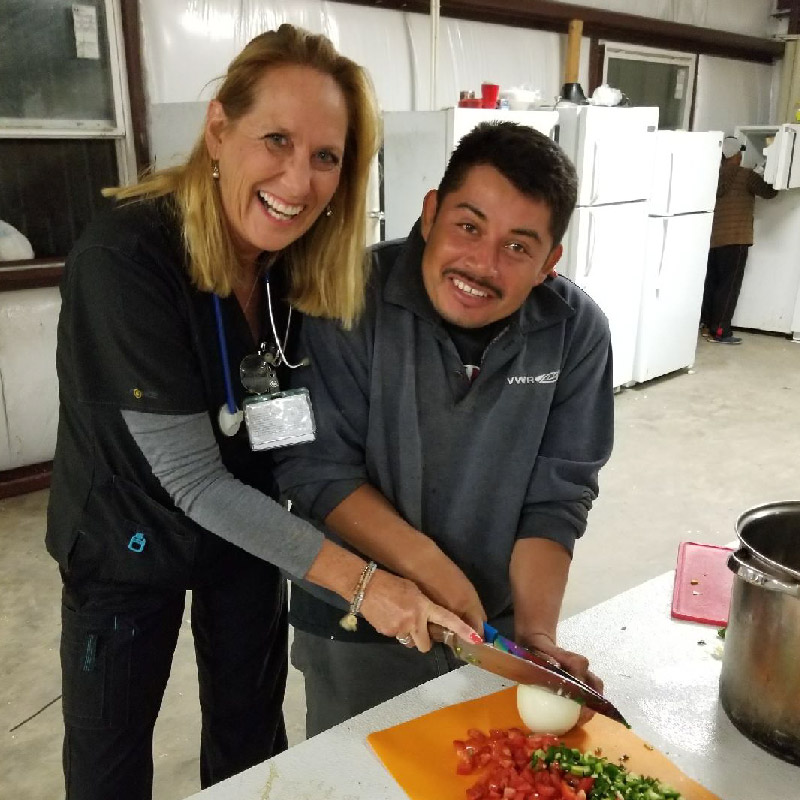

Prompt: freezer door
[
  {"left": 648, "top": 131, "right": 723, "bottom": 215},
  {"left": 449, "top": 109, "right": 559, "bottom": 148},
  {"left": 763, "top": 124, "right": 800, "bottom": 190},
  {"left": 560, "top": 106, "right": 659, "bottom": 206},
  {"left": 633, "top": 214, "right": 713, "bottom": 383},
  {"left": 382, "top": 111, "right": 448, "bottom": 240},
  {"left": 382, "top": 109, "right": 561, "bottom": 241},
  {"left": 563, "top": 202, "right": 649, "bottom": 388}
]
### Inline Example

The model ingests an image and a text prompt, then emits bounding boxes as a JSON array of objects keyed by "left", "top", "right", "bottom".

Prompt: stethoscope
[
  {"left": 212, "top": 274, "right": 308, "bottom": 437},
  {"left": 213, "top": 292, "right": 243, "bottom": 436}
]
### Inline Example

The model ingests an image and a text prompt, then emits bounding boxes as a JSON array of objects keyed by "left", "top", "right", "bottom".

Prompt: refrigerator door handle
[
  {"left": 586, "top": 211, "right": 596, "bottom": 278},
  {"left": 787, "top": 129, "right": 797, "bottom": 189},
  {"left": 666, "top": 152, "right": 675, "bottom": 215},
  {"left": 656, "top": 218, "right": 668, "bottom": 299},
  {"left": 590, "top": 143, "right": 600, "bottom": 205}
]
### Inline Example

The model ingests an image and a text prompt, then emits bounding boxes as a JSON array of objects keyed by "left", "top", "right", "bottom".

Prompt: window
[
  {"left": 0, "top": 0, "right": 135, "bottom": 260},
  {"left": 602, "top": 43, "right": 697, "bottom": 131}
]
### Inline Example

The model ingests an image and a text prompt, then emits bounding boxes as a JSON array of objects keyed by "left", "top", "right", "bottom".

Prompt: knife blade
[{"left": 430, "top": 624, "right": 629, "bottom": 727}]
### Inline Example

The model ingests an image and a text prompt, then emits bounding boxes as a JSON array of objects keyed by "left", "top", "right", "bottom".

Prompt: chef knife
[{"left": 429, "top": 623, "right": 629, "bottom": 727}]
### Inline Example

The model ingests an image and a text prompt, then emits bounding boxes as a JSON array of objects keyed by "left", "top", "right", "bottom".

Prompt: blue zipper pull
[{"left": 127, "top": 531, "right": 146, "bottom": 553}]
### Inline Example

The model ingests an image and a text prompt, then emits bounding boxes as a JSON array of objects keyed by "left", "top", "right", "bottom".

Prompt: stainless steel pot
[{"left": 719, "top": 501, "right": 800, "bottom": 764}]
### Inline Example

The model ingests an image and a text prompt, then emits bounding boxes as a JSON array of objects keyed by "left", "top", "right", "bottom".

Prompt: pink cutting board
[{"left": 671, "top": 542, "right": 734, "bottom": 626}]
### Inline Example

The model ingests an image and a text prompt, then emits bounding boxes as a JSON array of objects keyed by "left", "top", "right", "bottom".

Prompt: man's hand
[
  {"left": 325, "top": 485, "right": 487, "bottom": 630},
  {"left": 520, "top": 631, "right": 602, "bottom": 726},
  {"left": 414, "top": 552, "right": 487, "bottom": 632}
]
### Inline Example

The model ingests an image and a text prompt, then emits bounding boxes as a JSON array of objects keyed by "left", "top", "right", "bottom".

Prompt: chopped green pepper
[{"left": 538, "top": 744, "right": 684, "bottom": 800}]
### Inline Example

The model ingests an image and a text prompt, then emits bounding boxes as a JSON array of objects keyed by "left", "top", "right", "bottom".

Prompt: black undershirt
[{"left": 442, "top": 317, "right": 509, "bottom": 369}]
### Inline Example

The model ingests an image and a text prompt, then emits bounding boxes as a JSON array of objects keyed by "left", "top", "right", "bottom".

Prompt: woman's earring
[
  {"left": 325, "top": 205, "right": 333, "bottom": 218},
  {"left": 212, "top": 160, "right": 220, "bottom": 180}
]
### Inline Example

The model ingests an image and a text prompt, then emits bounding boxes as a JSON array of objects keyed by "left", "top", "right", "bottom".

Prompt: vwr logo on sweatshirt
[{"left": 507, "top": 371, "right": 560, "bottom": 385}]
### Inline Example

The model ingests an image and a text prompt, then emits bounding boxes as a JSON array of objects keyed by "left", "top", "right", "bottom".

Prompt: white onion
[{"left": 516, "top": 683, "right": 581, "bottom": 735}]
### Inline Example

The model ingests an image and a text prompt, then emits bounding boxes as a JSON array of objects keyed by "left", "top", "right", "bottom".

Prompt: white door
[
  {"left": 560, "top": 106, "right": 659, "bottom": 206},
  {"left": 648, "top": 131, "right": 722, "bottom": 215},
  {"left": 563, "top": 202, "right": 649, "bottom": 388},
  {"left": 633, "top": 214, "right": 712, "bottom": 383},
  {"left": 763, "top": 124, "right": 800, "bottom": 190}
]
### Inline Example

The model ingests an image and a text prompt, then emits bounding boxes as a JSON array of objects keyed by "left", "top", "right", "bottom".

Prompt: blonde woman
[{"left": 47, "top": 25, "right": 477, "bottom": 800}]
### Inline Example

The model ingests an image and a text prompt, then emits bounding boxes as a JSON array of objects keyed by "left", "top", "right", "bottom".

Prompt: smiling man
[{"left": 275, "top": 122, "right": 614, "bottom": 736}]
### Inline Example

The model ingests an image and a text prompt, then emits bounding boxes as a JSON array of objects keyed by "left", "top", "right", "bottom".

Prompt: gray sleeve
[
  {"left": 517, "top": 300, "right": 614, "bottom": 553},
  {"left": 272, "top": 311, "right": 372, "bottom": 518},
  {"left": 121, "top": 409, "right": 324, "bottom": 578}
]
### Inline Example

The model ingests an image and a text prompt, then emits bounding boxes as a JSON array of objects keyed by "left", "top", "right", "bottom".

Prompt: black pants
[
  {"left": 60, "top": 541, "right": 287, "bottom": 800},
  {"left": 701, "top": 244, "right": 750, "bottom": 339}
]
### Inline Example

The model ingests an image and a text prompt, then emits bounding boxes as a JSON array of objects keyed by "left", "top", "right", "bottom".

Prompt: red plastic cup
[{"left": 481, "top": 82, "right": 500, "bottom": 109}]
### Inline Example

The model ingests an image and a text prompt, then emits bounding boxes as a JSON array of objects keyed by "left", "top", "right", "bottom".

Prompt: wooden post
[{"left": 565, "top": 19, "right": 584, "bottom": 84}]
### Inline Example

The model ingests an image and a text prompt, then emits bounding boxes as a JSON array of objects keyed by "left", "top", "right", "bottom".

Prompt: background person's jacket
[{"left": 710, "top": 161, "right": 778, "bottom": 249}]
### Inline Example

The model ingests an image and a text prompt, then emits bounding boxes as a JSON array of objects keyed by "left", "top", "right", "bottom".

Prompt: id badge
[{"left": 243, "top": 388, "right": 316, "bottom": 451}]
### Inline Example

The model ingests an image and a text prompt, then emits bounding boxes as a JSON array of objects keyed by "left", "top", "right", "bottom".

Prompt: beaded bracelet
[{"left": 339, "top": 561, "right": 377, "bottom": 631}]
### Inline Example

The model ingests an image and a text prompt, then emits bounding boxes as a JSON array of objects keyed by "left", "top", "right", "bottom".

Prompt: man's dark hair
[{"left": 437, "top": 121, "right": 578, "bottom": 247}]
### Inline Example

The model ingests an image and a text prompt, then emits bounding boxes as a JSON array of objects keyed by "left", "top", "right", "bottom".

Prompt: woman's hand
[
  {"left": 359, "top": 568, "right": 482, "bottom": 652},
  {"left": 521, "top": 632, "right": 602, "bottom": 726}
]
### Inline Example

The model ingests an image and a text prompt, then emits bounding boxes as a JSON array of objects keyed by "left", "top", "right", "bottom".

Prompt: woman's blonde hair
[{"left": 108, "top": 24, "right": 380, "bottom": 327}]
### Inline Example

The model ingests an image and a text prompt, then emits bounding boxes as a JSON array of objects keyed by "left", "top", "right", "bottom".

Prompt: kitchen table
[{"left": 185, "top": 571, "right": 798, "bottom": 800}]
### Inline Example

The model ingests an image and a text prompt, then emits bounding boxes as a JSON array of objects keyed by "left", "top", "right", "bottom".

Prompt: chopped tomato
[{"left": 454, "top": 728, "right": 591, "bottom": 800}]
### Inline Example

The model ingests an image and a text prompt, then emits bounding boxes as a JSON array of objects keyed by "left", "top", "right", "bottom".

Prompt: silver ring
[{"left": 396, "top": 634, "right": 413, "bottom": 646}]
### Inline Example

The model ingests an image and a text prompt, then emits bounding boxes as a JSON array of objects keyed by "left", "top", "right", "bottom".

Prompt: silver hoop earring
[
  {"left": 325, "top": 205, "right": 333, "bottom": 218},
  {"left": 212, "top": 160, "right": 220, "bottom": 180}
]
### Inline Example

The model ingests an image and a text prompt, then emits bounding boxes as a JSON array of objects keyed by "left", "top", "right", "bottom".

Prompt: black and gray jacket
[{"left": 276, "top": 223, "right": 614, "bottom": 640}]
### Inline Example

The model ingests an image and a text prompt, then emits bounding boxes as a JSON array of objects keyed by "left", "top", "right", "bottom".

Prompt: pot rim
[{"left": 735, "top": 500, "right": 800, "bottom": 583}]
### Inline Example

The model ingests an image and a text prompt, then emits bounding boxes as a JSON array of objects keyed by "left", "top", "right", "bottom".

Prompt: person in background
[
  {"left": 701, "top": 134, "right": 777, "bottom": 345},
  {"left": 275, "top": 122, "right": 614, "bottom": 736},
  {"left": 47, "top": 25, "right": 476, "bottom": 800}
]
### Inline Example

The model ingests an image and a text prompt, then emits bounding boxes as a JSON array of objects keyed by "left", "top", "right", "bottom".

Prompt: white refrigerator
[
  {"left": 381, "top": 108, "right": 559, "bottom": 241},
  {"left": 632, "top": 130, "right": 722, "bottom": 383},
  {"left": 731, "top": 124, "right": 800, "bottom": 339},
  {"left": 558, "top": 106, "right": 660, "bottom": 389}
]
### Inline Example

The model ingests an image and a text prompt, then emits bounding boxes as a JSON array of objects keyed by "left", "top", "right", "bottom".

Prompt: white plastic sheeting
[
  {"left": 139, "top": 0, "right": 774, "bottom": 120},
  {"left": 403, "top": 14, "right": 586, "bottom": 111},
  {"left": 140, "top": 1, "right": 413, "bottom": 107},
  {"left": 139, "top": 1, "right": 580, "bottom": 112},
  {"left": 693, "top": 55, "right": 776, "bottom": 135},
  {"left": 549, "top": 0, "right": 773, "bottom": 37}
]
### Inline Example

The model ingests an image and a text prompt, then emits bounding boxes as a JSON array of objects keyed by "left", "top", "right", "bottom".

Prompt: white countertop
[{"left": 185, "top": 572, "right": 798, "bottom": 800}]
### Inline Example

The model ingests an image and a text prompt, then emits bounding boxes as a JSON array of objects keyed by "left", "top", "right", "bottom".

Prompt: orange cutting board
[{"left": 368, "top": 687, "right": 720, "bottom": 800}]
